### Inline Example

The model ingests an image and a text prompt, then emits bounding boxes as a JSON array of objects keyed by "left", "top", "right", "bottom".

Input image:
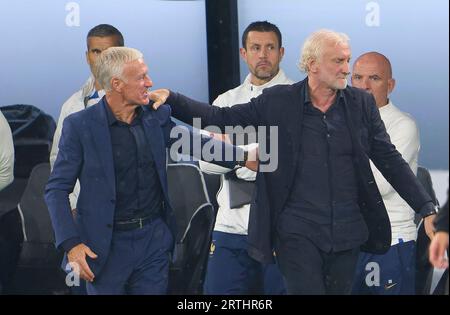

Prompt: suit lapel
[
  {"left": 341, "top": 91, "right": 363, "bottom": 156},
  {"left": 285, "top": 81, "right": 305, "bottom": 169},
  {"left": 141, "top": 110, "right": 167, "bottom": 190},
  {"left": 290, "top": 83, "right": 305, "bottom": 157},
  {"left": 90, "top": 100, "right": 116, "bottom": 196}
]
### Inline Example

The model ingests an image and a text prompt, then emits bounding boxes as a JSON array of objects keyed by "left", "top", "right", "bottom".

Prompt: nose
[
  {"left": 259, "top": 47, "right": 269, "bottom": 58},
  {"left": 145, "top": 75, "right": 153, "bottom": 88},
  {"left": 360, "top": 77, "right": 371, "bottom": 90},
  {"left": 342, "top": 61, "right": 350, "bottom": 75}
]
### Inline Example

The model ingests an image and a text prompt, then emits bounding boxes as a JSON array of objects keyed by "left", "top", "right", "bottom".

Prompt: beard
[
  {"left": 253, "top": 66, "right": 278, "bottom": 82},
  {"left": 331, "top": 78, "right": 348, "bottom": 90}
]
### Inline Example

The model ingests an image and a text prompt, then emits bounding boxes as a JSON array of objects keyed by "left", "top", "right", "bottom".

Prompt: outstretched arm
[{"left": 149, "top": 89, "right": 263, "bottom": 132}]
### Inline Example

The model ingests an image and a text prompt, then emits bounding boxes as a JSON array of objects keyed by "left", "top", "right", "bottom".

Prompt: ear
[
  {"left": 111, "top": 77, "right": 123, "bottom": 92},
  {"left": 308, "top": 58, "right": 318, "bottom": 73},
  {"left": 240, "top": 47, "right": 247, "bottom": 61},
  {"left": 387, "top": 78, "right": 396, "bottom": 94},
  {"left": 279, "top": 47, "right": 285, "bottom": 60}
]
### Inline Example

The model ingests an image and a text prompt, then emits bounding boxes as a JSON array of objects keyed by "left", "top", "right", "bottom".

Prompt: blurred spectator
[
  {"left": 0, "top": 110, "right": 14, "bottom": 191},
  {"left": 49, "top": 24, "right": 124, "bottom": 210},
  {"left": 351, "top": 52, "right": 431, "bottom": 295}
]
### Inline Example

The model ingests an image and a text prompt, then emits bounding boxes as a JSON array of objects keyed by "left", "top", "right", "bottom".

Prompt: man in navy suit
[
  {"left": 149, "top": 29, "right": 437, "bottom": 294},
  {"left": 45, "top": 47, "right": 250, "bottom": 294}
]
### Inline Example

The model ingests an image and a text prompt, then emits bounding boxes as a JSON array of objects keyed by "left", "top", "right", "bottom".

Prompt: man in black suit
[{"left": 149, "top": 29, "right": 437, "bottom": 294}]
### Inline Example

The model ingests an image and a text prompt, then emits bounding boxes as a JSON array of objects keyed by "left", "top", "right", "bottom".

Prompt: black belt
[{"left": 114, "top": 213, "right": 160, "bottom": 231}]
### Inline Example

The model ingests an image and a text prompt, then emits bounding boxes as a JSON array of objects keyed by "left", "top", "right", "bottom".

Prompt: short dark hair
[
  {"left": 241, "top": 21, "right": 282, "bottom": 49},
  {"left": 86, "top": 24, "right": 124, "bottom": 48}
]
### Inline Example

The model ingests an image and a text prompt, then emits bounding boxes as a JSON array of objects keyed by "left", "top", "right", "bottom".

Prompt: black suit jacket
[
  {"left": 166, "top": 78, "right": 434, "bottom": 263},
  {"left": 435, "top": 194, "right": 449, "bottom": 233}
]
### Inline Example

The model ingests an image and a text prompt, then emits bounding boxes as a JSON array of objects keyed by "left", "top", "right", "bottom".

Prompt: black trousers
[{"left": 275, "top": 233, "right": 360, "bottom": 294}]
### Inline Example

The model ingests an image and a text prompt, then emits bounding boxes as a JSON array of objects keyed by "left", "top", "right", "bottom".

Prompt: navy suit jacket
[
  {"left": 45, "top": 98, "right": 240, "bottom": 275},
  {"left": 166, "top": 78, "right": 434, "bottom": 263}
]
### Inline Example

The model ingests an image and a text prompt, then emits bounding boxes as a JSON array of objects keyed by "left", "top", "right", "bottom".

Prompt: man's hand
[
  {"left": 424, "top": 214, "right": 437, "bottom": 240},
  {"left": 148, "top": 89, "right": 170, "bottom": 110},
  {"left": 244, "top": 146, "right": 259, "bottom": 172},
  {"left": 209, "top": 132, "right": 231, "bottom": 144},
  {"left": 67, "top": 243, "right": 98, "bottom": 282},
  {"left": 429, "top": 231, "right": 449, "bottom": 269}
]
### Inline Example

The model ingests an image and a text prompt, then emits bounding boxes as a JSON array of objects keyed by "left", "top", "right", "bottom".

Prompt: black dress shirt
[
  {"left": 105, "top": 103, "right": 163, "bottom": 222},
  {"left": 280, "top": 87, "right": 368, "bottom": 253}
]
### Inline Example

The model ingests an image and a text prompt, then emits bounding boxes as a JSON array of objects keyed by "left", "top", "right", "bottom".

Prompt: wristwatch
[{"left": 421, "top": 203, "right": 438, "bottom": 218}]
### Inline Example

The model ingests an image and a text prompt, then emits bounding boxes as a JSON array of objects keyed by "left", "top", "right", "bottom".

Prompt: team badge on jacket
[{"left": 209, "top": 241, "right": 216, "bottom": 256}]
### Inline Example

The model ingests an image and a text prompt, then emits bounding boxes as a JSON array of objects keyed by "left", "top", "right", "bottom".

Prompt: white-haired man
[
  {"left": 50, "top": 24, "right": 125, "bottom": 212},
  {"left": 201, "top": 20, "right": 291, "bottom": 295},
  {"left": 149, "top": 29, "right": 437, "bottom": 294},
  {"left": 45, "top": 47, "right": 250, "bottom": 295}
]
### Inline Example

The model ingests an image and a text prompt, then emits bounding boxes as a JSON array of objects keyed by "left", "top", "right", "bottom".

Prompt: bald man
[{"left": 351, "top": 52, "right": 431, "bottom": 295}]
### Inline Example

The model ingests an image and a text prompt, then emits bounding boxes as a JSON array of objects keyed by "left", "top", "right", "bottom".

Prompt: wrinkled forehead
[
  {"left": 322, "top": 40, "right": 351, "bottom": 58},
  {"left": 122, "top": 58, "right": 147, "bottom": 74}
]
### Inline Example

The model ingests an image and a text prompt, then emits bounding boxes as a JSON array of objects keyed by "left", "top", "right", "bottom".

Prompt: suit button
[
  {"left": 110, "top": 199, "right": 115, "bottom": 204},
  {"left": 106, "top": 224, "right": 112, "bottom": 228}
]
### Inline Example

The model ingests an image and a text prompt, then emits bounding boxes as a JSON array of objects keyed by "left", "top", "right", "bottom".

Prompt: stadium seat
[
  {"left": 167, "top": 163, "right": 215, "bottom": 294},
  {"left": 6, "top": 163, "right": 69, "bottom": 294}
]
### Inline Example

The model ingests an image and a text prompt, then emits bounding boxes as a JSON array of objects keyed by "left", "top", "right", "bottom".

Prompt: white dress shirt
[{"left": 370, "top": 101, "right": 420, "bottom": 245}]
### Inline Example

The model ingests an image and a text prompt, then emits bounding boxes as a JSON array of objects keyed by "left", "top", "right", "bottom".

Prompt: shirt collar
[
  {"left": 104, "top": 99, "right": 118, "bottom": 126},
  {"left": 88, "top": 90, "right": 99, "bottom": 100},
  {"left": 379, "top": 99, "right": 394, "bottom": 113},
  {"left": 105, "top": 100, "right": 144, "bottom": 126},
  {"left": 303, "top": 79, "right": 345, "bottom": 104},
  {"left": 244, "top": 69, "right": 288, "bottom": 92}
]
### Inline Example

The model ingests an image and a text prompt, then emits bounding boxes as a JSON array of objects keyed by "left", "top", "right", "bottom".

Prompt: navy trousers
[
  {"left": 203, "top": 231, "right": 286, "bottom": 295},
  {"left": 86, "top": 218, "right": 173, "bottom": 295}
]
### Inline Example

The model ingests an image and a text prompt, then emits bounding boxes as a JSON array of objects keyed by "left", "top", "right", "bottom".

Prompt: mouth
[{"left": 256, "top": 62, "right": 271, "bottom": 68}]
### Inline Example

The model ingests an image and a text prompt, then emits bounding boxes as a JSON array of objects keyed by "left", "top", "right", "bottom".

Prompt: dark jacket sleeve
[
  {"left": 435, "top": 195, "right": 449, "bottom": 233},
  {"left": 44, "top": 117, "right": 82, "bottom": 249},
  {"left": 166, "top": 91, "right": 264, "bottom": 132},
  {"left": 157, "top": 104, "right": 245, "bottom": 169}
]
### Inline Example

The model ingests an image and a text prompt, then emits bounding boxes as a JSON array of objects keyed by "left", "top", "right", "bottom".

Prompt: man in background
[
  {"left": 351, "top": 52, "right": 431, "bottom": 295},
  {"left": 201, "top": 21, "right": 291, "bottom": 295},
  {"left": 50, "top": 24, "right": 124, "bottom": 210},
  {"left": 0, "top": 110, "right": 14, "bottom": 192}
]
